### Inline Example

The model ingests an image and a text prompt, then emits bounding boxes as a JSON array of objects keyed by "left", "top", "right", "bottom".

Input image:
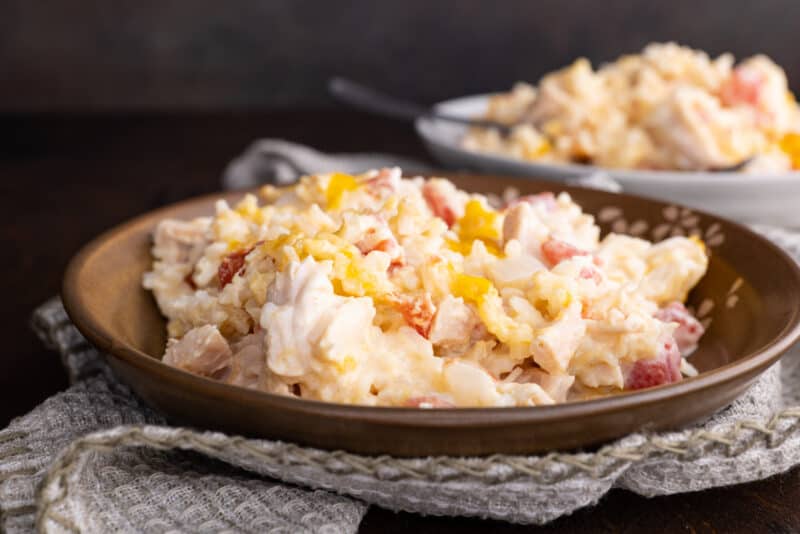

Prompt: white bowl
[{"left": 416, "top": 94, "right": 800, "bottom": 228}]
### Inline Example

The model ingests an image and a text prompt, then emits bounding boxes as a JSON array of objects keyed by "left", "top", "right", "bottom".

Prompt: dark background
[{"left": 2, "top": 0, "right": 799, "bottom": 112}]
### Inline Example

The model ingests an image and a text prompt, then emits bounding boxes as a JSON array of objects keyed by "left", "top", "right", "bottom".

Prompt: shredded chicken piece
[
  {"left": 428, "top": 296, "right": 477, "bottom": 349},
  {"left": 153, "top": 218, "right": 209, "bottom": 265},
  {"left": 163, "top": 325, "right": 232, "bottom": 377}
]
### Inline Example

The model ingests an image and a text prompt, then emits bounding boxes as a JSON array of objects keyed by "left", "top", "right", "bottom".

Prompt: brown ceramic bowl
[{"left": 62, "top": 173, "right": 800, "bottom": 456}]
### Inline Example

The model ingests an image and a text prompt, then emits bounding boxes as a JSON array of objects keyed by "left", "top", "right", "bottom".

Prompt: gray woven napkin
[
  {"left": 3, "top": 141, "right": 800, "bottom": 533},
  {"left": 222, "top": 139, "right": 432, "bottom": 190},
  {"left": 3, "top": 299, "right": 367, "bottom": 534}
]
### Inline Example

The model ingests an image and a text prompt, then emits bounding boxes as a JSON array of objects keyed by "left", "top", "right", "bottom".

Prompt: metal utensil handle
[
  {"left": 329, "top": 77, "right": 508, "bottom": 131},
  {"left": 329, "top": 77, "right": 428, "bottom": 121}
]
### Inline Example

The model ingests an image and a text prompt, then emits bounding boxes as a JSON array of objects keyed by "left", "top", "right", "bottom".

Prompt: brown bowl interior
[{"left": 62, "top": 173, "right": 800, "bottom": 456}]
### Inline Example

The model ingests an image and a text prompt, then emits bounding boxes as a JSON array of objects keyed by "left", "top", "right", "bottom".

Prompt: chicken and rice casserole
[
  {"left": 144, "top": 168, "right": 708, "bottom": 407},
  {"left": 463, "top": 42, "right": 800, "bottom": 173}
]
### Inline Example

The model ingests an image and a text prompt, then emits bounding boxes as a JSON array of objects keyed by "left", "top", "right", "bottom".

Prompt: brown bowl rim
[{"left": 61, "top": 175, "right": 800, "bottom": 429}]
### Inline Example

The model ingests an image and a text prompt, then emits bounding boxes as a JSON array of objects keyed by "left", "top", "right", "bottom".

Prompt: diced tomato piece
[
  {"left": 655, "top": 302, "right": 705, "bottom": 355},
  {"left": 404, "top": 395, "right": 455, "bottom": 408},
  {"left": 541, "top": 238, "right": 590, "bottom": 267},
  {"left": 218, "top": 246, "right": 254, "bottom": 288},
  {"left": 624, "top": 338, "right": 682, "bottom": 390},
  {"left": 579, "top": 266, "right": 602, "bottom": 284},
  {"left": 720, "top": 67, "right": 765, "bottom": 108},
  {"left": 422, "top": 182, "right": 458, "bottom": 227},
  {"left": 375, "top": 239, "right": 406, "bottom": 269},
  {"left": 370, "top": 239, "right": 396, "bottom": 254},
  {"left": 184, "top": 273, "right": 197, "bottom": 290},
  {"left": 355, "top": 229, "right": 377, "bottom": 255},
  {"left": 356, "top": 229, "right": 405, "bottom": 269},
  {"left": 365, "top": 168, "right": 398, "bottom": 197},
  {"left": 393, "top": 293, "right": 436, "bottom": 338}
]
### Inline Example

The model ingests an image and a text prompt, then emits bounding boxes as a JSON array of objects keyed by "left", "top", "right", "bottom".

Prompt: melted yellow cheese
[{"left": 326, "top": 172, "right": 360, "bottom": 210}]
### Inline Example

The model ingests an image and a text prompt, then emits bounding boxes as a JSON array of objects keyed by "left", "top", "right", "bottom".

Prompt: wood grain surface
[{"left": 1, "top": 112, "right": 797, "bottom": 533}]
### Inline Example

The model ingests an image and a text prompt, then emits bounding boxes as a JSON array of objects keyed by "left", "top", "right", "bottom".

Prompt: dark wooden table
[{"left": 1, "top": 111, "right": 797, "bottom": 533}]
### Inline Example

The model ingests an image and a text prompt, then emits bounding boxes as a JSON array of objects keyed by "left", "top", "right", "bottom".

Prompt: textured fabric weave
[
  {"left": 7, "top": 299, "right": 367, "bottom": 534},
  {"left": 222, "top": 139, "right": 431, "bottom": 190},
  {"left": 2, "top": 142, "right": 800, "bottom": 532}
]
